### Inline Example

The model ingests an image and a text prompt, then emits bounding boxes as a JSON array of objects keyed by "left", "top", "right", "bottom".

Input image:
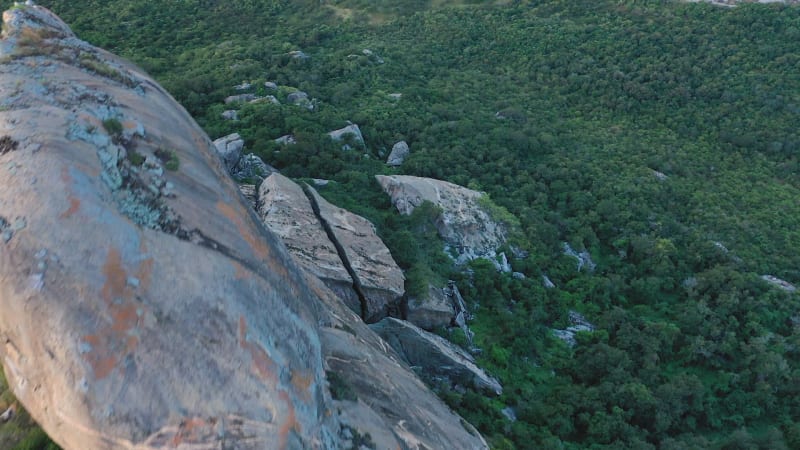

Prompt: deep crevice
[{"left": 301, "top": 183, "right": 369, "bottom": 321}]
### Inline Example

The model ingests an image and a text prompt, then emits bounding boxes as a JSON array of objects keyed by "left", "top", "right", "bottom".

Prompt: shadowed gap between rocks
[{"left": 302, "top": 183, "right": 369, "bottom": 321}]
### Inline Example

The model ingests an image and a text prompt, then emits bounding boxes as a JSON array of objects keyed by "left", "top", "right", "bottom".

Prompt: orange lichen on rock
[
  {"left": 238, "top": 316, "right": 278, "bottom": 384},
  {"left": 100, "top": 247, "right": 127, "bottom": 303},
  {"left": 290, "top": 370, "right": 314, "bottom": 403},
  {"left": 60, "top": 197, "right": 80, "bottom": 219},
  {"left": 81, "top": 247, "right": 151, "bottom": 379},
  {"left": 81, "top": 334, "right": 118, "bottom": 380},
  {"left": 278, "top": 390, "right": 300, "bottom": 449}
]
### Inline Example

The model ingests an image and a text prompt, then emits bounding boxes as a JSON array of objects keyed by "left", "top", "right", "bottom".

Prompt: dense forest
[{"left": 3, "top": 0, "right": 800, "bottom": 448}]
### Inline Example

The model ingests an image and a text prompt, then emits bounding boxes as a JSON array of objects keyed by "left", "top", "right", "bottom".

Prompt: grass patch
[
  {"left": 101, "top": 118, "right": 123, "bottom": 139},
  {"left": 127, "top": 151, "right": 145, "bottom": 166},
  {"left": 154, "top": 148, "right": 179, "bottom": 171},
  {"left": 78, "top": 54, "right": 136, "bottom": 87}
]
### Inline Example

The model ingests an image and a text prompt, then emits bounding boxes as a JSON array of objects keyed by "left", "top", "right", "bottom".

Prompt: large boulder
[
  {"left": 258, "top": 173, "right": 403, "bottom": 322},
  {"left": 370, "top": 318, "right": 502, "bottom": 396},
  {"left": 327, "top": 123, "right": 364, "bottom": 150},
  {"left": 406, "top": 284, "right": 455, "bottom": 331},
  {"left": 0, "top": 6, "right": 487, "bottom": 450},
  {"left": 376, "top": 175, "right": 509, "bottom": 263},
  {"left": 257, "top": 173, "right": 350, "bottom": 302},
  {"left": 308, "top": 188, "right": 405, "bottom": 322},
  {"left": 212, "top": 132, "right": 244, "bottom": 171},
  {"left": 386, "top": 140, "right": 410, "bottom": 166}
]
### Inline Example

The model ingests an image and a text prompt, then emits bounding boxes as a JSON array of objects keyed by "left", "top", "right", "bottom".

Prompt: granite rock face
[
  {"left": 327, "top": 123, "right": 364, "bottom": 149},
  {"left": 257, "top": 173, "right": 353, "bottom": 308},
  {"left": 386, "top": 140, "right": 410, "bottom": 166},
  {"left": 376, "top": 174, "right": 509, "bottom": 263},
  {"left": 370, "top": 318, "right": 503, "bottom": 396},
  {"left": 212, "top": 132, "right": 244, "bottom": 171},
  {"left": 0, "top": 6, "right": 487, "bottom": 450},
  {"left": 0, "top": 6, "right": 334, "bottom": 449},
  {"left": 406, "top": 284, "right": 455, "bottom": 330},
  {"left": 258, "top": 173, "right": 404, "bottom": 322}
]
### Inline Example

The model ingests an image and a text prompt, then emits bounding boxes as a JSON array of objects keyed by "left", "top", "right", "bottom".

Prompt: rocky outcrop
[
  {"left": 563, "top": 242, "right": 596, "bottom": 272},
  {"left": 370, "top": 318, "right": 502, "bottom": 396},
  {"left": 232, "top": 153, "right": 276, "bottom": 184},
  {"left": 553, "top": 311, "right": 596, "bottom": 347},
  {"left": 224, "top": 93, "right": 257, "bottom": 104},
  {"left": 257, "top": 172, "right": 349, "bottom": 299},
  {"left": 376, "top": 174, "right": 509, "bottom": 263},
  {"left": 221, "top": 109, "right": 238, "bottom": 120},
  {"left": 213, "top": 134, "right": 275, "bottom": 184},
  {"left": 258, "top": 173, "right": 403, "bottom": 322},
  {"left": 286, "top": 91, "right": 313, "bottom": 109},
  {"left": 212, "top": 132, "right": 244, "bottom": 171},
  {"left": 308, "top": 188, "right": 405, "bottom": 322},
  {"left": 328, "top": 123, "right": 364, "bottom": 150},
  {"left": 386, "top": 140, "right": 409, "bottom": 166},
  {"left": 0, "top": 6, "right": 487, "bottom": 449},
  {"left": 406, "top": 284, "right": 455, "bottom": 330}
]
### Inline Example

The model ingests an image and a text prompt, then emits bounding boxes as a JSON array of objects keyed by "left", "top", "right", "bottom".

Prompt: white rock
[
  {"left": 212, "top": 133, "right": 244, "bottom": 171},
  {"left": 386, "top": 141, "right": 409, "bottom": 166}
]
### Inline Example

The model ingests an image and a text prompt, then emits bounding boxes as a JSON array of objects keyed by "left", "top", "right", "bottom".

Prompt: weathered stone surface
[
  {"left": 0, "top": 6, "right": 488, "bottom": 450},
  {"left": 386, "top": 140, "right": 409, "bottom": 166},
  {"left": 224, "top": 93, "right": 256, "bottom": 104},
  {"left": 317, "top": 299, "right": 489, "bottom": 450},
  {"left": 376, "top": 175, "right": 509, "bottom": 263},
  {"left": 286, "top": 91, "right": 313, "bottom": 110},
  {"left": 370, "top": 318, "right": 502, "bottom": 396},
  {"left": 221, "top": 109, "right": 238, "bottom": 120},
  {"left": 406, "top": 284, "right": 455, "bottom": 331},
  {"left": 238, "top": 184, "right": 257, "bottom": 207},
  {"left": 0, "top": 6, "right": 334, "bottom": 449},
  {"left": 309, "top": 188, "right": 405, "bottom": 323},
  {"left": 257, "top": 173, "right": 351, "bottom": 305},
  {"left": 328, "top": 123, "right": 364, "bottom": 149},
  {"left": 257, "top": 173, "right": 403, "bottom": 323},
  {"left": 212, "top": 132, "right": 244, "bottom": 171}
]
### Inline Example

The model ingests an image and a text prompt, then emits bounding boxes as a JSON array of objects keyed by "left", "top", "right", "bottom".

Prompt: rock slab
[
  {"left": 370, "top": 318, "right": 502, "bottom": 396},
  {"left": 258, "top": 173, "right": 404, "bottom": 322},
  {"left": 376, "top": 174, "right": 509, "bottom": 263},
  {"left": 386, "top": 140, "right": 409, "bottom": 166}
]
